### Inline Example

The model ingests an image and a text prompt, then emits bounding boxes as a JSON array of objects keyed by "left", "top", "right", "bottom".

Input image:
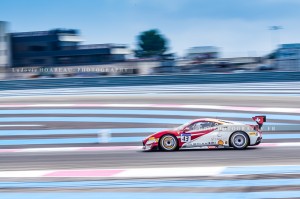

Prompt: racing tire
[
  {"left": 230, "top": 131, "right": 249, "bottom": 150},
  {"left": 159, "top": 134, "right": 179, "bottom": 151}
]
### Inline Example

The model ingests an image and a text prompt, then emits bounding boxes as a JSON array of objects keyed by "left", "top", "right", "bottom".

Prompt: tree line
[{"left": 135, "top": 29, "right": 169, "bottom": 58}]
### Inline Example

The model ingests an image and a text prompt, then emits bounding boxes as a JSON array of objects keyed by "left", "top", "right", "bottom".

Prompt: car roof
[{"left": 192, "top": 118, "right": 233, "bottom": 124}]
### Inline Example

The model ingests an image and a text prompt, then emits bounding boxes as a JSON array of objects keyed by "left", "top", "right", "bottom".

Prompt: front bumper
[
  {"left": 142, "top": 138, "right": 159, "bottom": 151},
  {"left": 142, "top": 142, "right": 152, "bottom": 151},
  {"left": 253, "top": 136, "right": 262, "bottom": 145}
]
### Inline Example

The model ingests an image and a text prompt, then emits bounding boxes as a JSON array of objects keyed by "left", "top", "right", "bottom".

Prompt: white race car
[{"left": 142, "top": 116, "right": 266, "bottom": 151}]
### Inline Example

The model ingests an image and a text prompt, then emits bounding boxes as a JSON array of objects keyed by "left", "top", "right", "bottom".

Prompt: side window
[
  {"left": 189, "top": 122, "right": 206, "bottom": 131},
  {"left": 211, "top": 122, "right": 219, "bottom": 127},
  {"left": 193, "top": 122, "right": 203, "bottom": 130},
  {"left": 189, "top": 121, "right": 218, "bottom": 131},
  {"left": 201, "top": 122, "right": 214, "bottom": 128}
]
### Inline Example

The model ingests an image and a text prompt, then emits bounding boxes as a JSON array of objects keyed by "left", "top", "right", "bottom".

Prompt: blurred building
[
  {"left": 178, "top": 56, "right": 261, "bottom": 73},
  {"left": 0, "top": 22, "right": 177, "bottom": 78},
  {"left": 186, "top": 46, "right": 219, "bottom": 61},
  {"left": 10, "top": 29, "right": 131, "bottom": 66},
  {"left": 180, "top": 46, "right": 263, "bottom": 73},
  {"left": 276, "top": 44, "right": 300, "bottom": 71}
]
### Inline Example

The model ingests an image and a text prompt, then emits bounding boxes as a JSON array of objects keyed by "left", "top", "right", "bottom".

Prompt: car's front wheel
[
  {"left": 159, "top": 134, "right": 178, "bottom": 151},
  {"left": 230, "top": 131, "right": 249, "bottom": 149}
]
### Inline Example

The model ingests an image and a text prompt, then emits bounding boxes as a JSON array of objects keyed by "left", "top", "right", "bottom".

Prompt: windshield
[{"left": 173, "top": 121, "right": 191, "bottom": 131}]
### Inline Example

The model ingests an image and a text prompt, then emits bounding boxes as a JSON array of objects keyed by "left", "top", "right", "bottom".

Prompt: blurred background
[
  {"left": 1, "top": 0, "right": 300, "bottom": 79},
  {"left": 1, "top": 1, "right": 300, "bottom": 199}
]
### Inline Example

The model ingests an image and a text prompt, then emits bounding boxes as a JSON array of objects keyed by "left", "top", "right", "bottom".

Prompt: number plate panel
[{"left": 181, "top": 133, "right": 191, "bottom": 142}]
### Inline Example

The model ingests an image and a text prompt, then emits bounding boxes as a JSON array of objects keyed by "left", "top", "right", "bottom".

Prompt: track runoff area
[{"left": 0, "top": 94, "right": 300, "bottom": 199}]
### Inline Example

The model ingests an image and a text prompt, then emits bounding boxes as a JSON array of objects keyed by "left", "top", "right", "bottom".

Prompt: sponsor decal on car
[
  {"left": 146, "top": 137, "right": 158, "bottom": 144},
  {"left": 208, "top": 146, "right": 217, "bottom": 149},
  {"left": 218, "top": 140, "right": 224, "bottom": 145},
  {"left": 249, "top": 132, "right": 258, "bottom": 136}
]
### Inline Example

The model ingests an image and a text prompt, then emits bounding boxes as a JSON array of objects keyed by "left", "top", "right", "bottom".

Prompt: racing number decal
[{"left": 181, "top": 133, "right": 191, "bottom": 142}]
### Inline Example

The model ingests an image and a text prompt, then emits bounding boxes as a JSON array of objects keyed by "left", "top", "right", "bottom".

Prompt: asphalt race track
[
  {"left": 0, "top": 147, "right": 300, "bottom": 171},
  {"left": 0, "top": 93, "right": 300, "bottom": 198}
]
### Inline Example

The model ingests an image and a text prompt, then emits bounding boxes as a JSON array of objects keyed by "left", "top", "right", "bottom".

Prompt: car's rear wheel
[
  {"left": 159, "top": 134, "right": 178, "bottom": 151},
  {"left": 230, "top": 131, "right": 249, "bottom": 149}
]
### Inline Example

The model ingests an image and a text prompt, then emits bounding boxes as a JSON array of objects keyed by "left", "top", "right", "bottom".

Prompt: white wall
[{"left": 0, "top": 21, "right": 11, "bottom": 79}]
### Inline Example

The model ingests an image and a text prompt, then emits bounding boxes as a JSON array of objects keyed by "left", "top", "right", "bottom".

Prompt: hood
[{"left": 149, "top": 129, "right": 178, "bottom": 138}]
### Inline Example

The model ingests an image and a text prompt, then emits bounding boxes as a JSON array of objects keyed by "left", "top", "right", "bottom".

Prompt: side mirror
[{"left": 184, "top": 126, "right": 190, "bottom": 132}]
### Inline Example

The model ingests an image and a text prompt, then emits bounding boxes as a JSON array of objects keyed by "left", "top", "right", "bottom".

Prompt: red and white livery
[{"left": 142, "top": 116, "right": 266, "bottom": 151}]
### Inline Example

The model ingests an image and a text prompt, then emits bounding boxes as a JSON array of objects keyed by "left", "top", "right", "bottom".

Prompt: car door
[{"left": 181, "top": 121, "right": 217, "bottom": 147}]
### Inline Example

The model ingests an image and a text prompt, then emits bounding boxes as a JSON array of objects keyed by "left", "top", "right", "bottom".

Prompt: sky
[{"left": 1, "top": 0, "right": 300, "bottom": 57}]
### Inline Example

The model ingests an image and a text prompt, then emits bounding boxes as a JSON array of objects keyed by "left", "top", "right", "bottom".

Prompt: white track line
[
  {"left": 0, "top": 103, "right": 299, "bottom": 114},
  {"left": 0, "top": 164, "right": 300, "bottom": 178},
  {"left": 0, "top": 124, "right": 43, "bottom": 127}
]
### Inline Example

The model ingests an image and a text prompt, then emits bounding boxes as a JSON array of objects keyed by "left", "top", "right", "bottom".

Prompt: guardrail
[{"left": 0, "top": 71, "right": 300, "bottom": 91}]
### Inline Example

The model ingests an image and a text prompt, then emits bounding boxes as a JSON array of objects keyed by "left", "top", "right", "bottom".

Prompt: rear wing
[{"left": 252, "top": 116, "right": 267, "bottom": 129}]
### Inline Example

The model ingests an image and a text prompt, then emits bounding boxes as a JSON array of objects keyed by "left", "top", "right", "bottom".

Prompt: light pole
[
  {"left": 269, "top": 26, "right": 283, "bottom": 49},
  {"left": 269, "top": 26, "right": 283, "bottom": 69}
]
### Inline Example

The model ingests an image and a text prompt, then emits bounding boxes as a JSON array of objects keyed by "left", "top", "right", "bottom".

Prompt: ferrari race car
[{"left": 142, "top": 116, "right": 266, "bottom": 151}]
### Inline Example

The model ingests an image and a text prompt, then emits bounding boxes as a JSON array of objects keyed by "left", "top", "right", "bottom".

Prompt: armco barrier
[{"left": 0, "top": 71, "right": 300, "bottom": 91}]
